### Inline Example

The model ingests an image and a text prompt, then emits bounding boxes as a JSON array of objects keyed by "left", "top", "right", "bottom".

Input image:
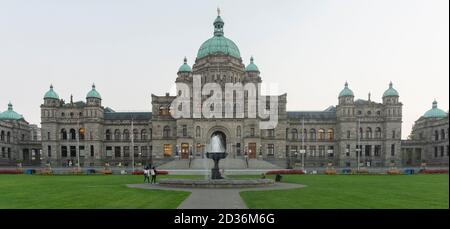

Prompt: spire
[
  {"left": 389, "top": 81, "right": 393, "bottom": 88},
  {"left": 8, "top": 101, "right": 12, "bottom": 111},
  {"left": 432, "top": 99, "right": 438, "bottom": 109},
  {"left": 368, "top": 92, "right": 371, "bottom": 101},
  {"left": 250, "top": 56, "right": 254, "bottom": 63},
  {"left": 213, "top": 9, "right": 224, "bottom": 36},
  {"left": 92, "top": 83, "right": 96, "bottom": 89},
  {"left": 183, "top": 56, "right": 187, "bottom": 64}
]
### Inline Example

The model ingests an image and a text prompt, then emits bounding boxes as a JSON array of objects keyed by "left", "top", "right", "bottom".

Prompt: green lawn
[
  {"left": 0, "top": 175, "right": 192, "bottom": 209},
  {"left": 240, "top": 174, "right": 449, "bottom": 209}
]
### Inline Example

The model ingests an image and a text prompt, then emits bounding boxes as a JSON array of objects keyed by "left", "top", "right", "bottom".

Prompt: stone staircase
[{"left": 156, "top": 158, "right": 281, "bottom": 170}]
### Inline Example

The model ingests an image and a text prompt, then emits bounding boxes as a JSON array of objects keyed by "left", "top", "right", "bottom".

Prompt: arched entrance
[
  {"left": 210, "top": 131, "right": 227, "bottom": 152},
  {"left": 206, "top": 126, "right": 231, "bottom": 155}
]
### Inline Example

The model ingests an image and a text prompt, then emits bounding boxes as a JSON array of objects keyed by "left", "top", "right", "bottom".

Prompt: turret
[
  {"left": 382, "top": 82, "right": 399, "bottom": 104},
  {"left": 86, "top": 84, "right": 102, "bottom": 106},
  {"left": 43, "top": 85, "right": 60, "bottom": 107},
  {"left": 338, "top": 82, "right": 354, "bottom": 105}
]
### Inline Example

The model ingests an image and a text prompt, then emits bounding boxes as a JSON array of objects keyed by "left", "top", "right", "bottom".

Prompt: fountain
[
  {"left": 206, "top": 132, "right": 228, "bottom": 179},
  {"left": 157, "top": 130, "right": 275, "bottom": 188}
]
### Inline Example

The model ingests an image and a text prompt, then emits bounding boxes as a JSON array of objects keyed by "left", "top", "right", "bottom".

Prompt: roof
[
  {"left": 423, "top": 100, "right": 447, "bottom": 118},
  {"left": 104, "top": 112, "right": 152, "bottom": 120},
  {"left": 287, "top": 107, "right": 336, "bottom": 120},
  {"left": 178, "top": 57, "right": 192, "bottom": 73},
  {"left": 87, "top": 84, "right": 102, "bottom": 99},
  {"left": 44, "top": 85, "right": 59, "bottom": 100},
  {"left": 338, "top": 82, "right": 354, "bottom": 97},
  {"left": 0, "top": 103, "right": 24, "bottom": 121},
  {"left": 383, "top": 82, "right": 399, "bottom": 97},
  {"left": 245, "top": 56, "right": 259, "bottom": 72}
]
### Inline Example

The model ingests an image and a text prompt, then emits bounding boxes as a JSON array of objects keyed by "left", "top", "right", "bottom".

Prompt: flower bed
[
  {"left": 38, "top": 169, "right": 53, "bottom": 175},
  {"left": 0, "top": 169, "right": 23, "bottom": 174},
  {"left": 98, "top": 169, "right": 113, "bottom": 175},
  {"left": 266, "top": 169, "right": 305, "bottom": 175},
  {"left": 324, "top": 169, "right": 337, "bottom": 175},
  {"left": 419, "top": 169, "right": 448, "bottom": 174},
  {"left": 387, "top": 169, "right": 401, "bottom": 175}
]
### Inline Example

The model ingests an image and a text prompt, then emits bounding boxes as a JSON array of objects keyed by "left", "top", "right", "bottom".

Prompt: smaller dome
[
  {"left": 0, "top": 102, "right": 23, "bottom": 120},
  {"left": 245, "top": 56, "right": 260, "bottom": 72},
  {"left": 178, "top": 57, "right": 192, "bottom": 73},
  {"left": 339, "top": 82, "right": 354, "bottom": 97},
  {"left": 86, "top": 84, "right": 101, "bottom": 99},
  {"left": 423, "top": 100, "right": 447, "bottom": 118},
  {"left": 383, "top": 82, "right": 399, "bottom": 97},
  {"left": 44, "top": 85, "right": 59, "bottom": 100}
]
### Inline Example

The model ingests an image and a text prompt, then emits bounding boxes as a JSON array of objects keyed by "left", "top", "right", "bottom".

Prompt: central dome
[{"left": 196, "top": 12, "right": 241, "bottom": 59}]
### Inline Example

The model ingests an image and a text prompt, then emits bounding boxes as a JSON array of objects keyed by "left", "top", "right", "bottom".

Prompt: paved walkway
[{"left": 127, "top": 182, "right": 305, "bottom": 209}]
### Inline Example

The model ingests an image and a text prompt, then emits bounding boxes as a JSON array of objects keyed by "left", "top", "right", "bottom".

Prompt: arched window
[
  {"left": 196, "top": 126, "right": 201, "bottom": 138},
  {"left": 123, "top": 129, "right": 130, "bottom": 140},
  {"left": 366, "top": 127, "right": 372, "bottom": 139},
  {"left": 291, "top": 129, "right": 298, "bottom": 140},
  {"left": 79, "top": 128, "right": 85, "bottom": 140},
  {"left": 6, "top": 131, "right": 11, "bottom": 143},
  {"left": 441, "top": 129, "right": 445, "bottom": 140},
  {"left": 163, "top": 126, "right": 171, "bottom": 138},
  {"left": 302, "top": 129, "right": 307, "bottom": 140},
  {"left": 285, "top": 128, "right": 289, "bottom": 139},
  {"left": 318, "top": 129, "right": 325, "bottom": 141},
  {"left": 358, "top": 128, "right": 363, "bottom": 139},
  {"left": 141, "top": 129, "right": 147, "bottom": 140},
  {"left": 327, "top": 129, "right": 334, "bottom": 141},
  {"left": 133, "top": 129, "right": 139, "bottom": 140},
  {"left": 105, "top": 129, "right": 111, "bottom": 141},
  {"left": 435, "top": 130, "right": 439, "bottom": 141},
  {"left": 149, "top": 128, "right": 152, "bottom": 140},
  {"left": 69, "top": 129, "right": 76, "bottom": 140},
  {"left": 114, "top": 129, "right": 121, "bottom": 140},
  {"left": 375, "top": 127, "right": 382, "bottom": 139},
  {"left": 1, "top": 130, "right": 5, "bottom": 142},
  {"left": 237, "top": 126, "right": 241, "bottom": 138},
  {"left": 60, "top": 129, "right": 67, "bottom": 140},
  {"left": 310, "top": 129, "right": 316, "bottom": 141}
]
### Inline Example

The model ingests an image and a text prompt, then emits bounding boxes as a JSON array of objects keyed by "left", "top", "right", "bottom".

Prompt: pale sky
[{"left": 0, "top": 0, "right": 448, "bottom": 139}]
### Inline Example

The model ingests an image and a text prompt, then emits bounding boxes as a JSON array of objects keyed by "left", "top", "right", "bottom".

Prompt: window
[
  {"left": 440, "top": 146, "right": 445, "bottom": 157},
  {"left": 391, "top": 144, "right": 395, "bottom": 156},
  {"left": 366, "top": 127, "right": 372, "bottom": 139},
  {"left": 79, "top": 146, "right": 85, "bottom": 157},
  {"left": 236, "top": 143, "right": 241, "bottom": 156},
  {"left": 357, "top": 110, "right": 362, "bottom": 115},
  {"left": 70, "top": 146, "right": 76, "bottom": 157},
  {"left": 123, "top": 146, "right": 130, "bottom": 157},
  {"left": 133, "top": 129, "right": 139, "bottom": 140},
  {"left": 328, "top": 146, "right": 334, "bottom": 157},
  {"left": 309, "top": 129, "right": 316, "bottom": 141},
  {"left": 346, "top": 145, "right": 350, "bottom": 157},
  {"left": 61, "top": 129, "right": 67, "bottom": 140},
  {"left": 134, "top": 146, "right": 139, "bottom": 157},
  {"left": 309, "top": 146, "right": 316, "bottom": 157},
  {"left": 268, "top": 129, "right": 275, "bottom": 138},
  {"left": 47, "top": 145, "right": 52, "bottom": 157},
  {"left": 347, "top": 130, "right": 351, "bottom": 139},
  {"left": 141, "top": 129, "right": 148, "bottom": 140},
  {"left": 434, "top": 130, "right": 439, "bottom": 141},
  {"left": 267, "top": 144, "right": 274, "bottom": 156},
  {"left": 365, "top": 145, "right": 371, "bottom": 157},
  {"left": 236, "top": 126, "right": 241, "bottom": 138},
  {"left": 163, "top": 126, "right": 171, "bottom": 138},
  {"left": 69, "top": 129, "right": 76, "bottom": 140},
  {"left": 375, "top": 127, "right": 382, "bottom": 139},
  {"left": 392, "top": 130, "right": 396, "bottom": 139},
  {"left": 327, "top": 129, "right": 334, "bottom": 141},
  {"left": 196, "top": 126, "right": 201, "bottom": 138},
  {"left": 141, "top": 146, "right": 148, "bottom": 157},
  {"left": 434, "top": 147, "right": 438, "bottom": 158},
  {"left": 61, "top": 146, "right": 67, "bottom": 157},
  {"left": 123, "top": 129, "right": 130, "bottom": 140},
  {"left": 90, "top": 145, "right": 94, "bottom": 157},
  {"left": 374, "top": 145, "right": 381, "bottom": 157},
  {"left": 441, "top": 129, "right": 445, "bottom": 140},
  {"left": 250, "top": 128, "right": 255, "bottom": 137},
  {"left": 0, "top": 131, "right": 4, "bottom": 142},
  {"left": 106, "top": 146, "right": 112, "bottom": 157},
  {"left": 318, "top": 146, "right": 325, "bottom": 157},
  {"left": 291, "top": 129, "right": 298, "bottom": 140},
  {"left": 79, "top": 128, "right": 85, "bottom": 140},
  {"left": 164, "top": 144, "right": 172, "bottom": 157},
  {"left": 182, "top": 125, "right": 187, "bottom": 137},
  {"left": 114, "top": 146, "right": 121, "bottom": 158},
  {"left": 318, "top": 129, "right": 325, "bottom": 141},
  {"left": 105, "top": 130, "right": 111, "bottom": 140},
  {"left": 114, "top": 129, "right": 121, "bottom": 141}
]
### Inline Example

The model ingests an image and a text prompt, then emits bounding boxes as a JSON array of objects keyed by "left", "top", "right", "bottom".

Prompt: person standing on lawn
[
  {"left": 150, "top": 166, "right": 157, "bottom": 184},
  {"left": 143, "top": 167, "right": 150, "bottom": 183}
]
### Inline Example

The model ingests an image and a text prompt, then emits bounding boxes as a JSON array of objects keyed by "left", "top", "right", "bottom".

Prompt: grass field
[
  {"left": 0, "top": 175, "right": 192, "bottom": 209},
  {"left": 240, "top": 174, "right": 449, "bottom": 209},
  {"left": 0, "top": 174, "right": 448, "bottom": 209}
]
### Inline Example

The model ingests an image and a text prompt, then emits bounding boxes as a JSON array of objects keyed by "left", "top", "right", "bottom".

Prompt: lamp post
[
  {"left": 76, "top": 120, "right": 81, "bottom": 171},
  {"left": 357, "top": 119, "right": 361, "bottom": 171},
  {"left": 131, "top": 117, "right": 135, "bottom": 172}
]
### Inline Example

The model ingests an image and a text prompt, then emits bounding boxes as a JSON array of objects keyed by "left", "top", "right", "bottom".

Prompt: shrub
[
  {"left": 266, "top": 169, "right": 305, "bottom": 175},
  {"left": 419, "top": 169, "right": 448, "bottom": 174},
  {"left": 99, "top": 169, "right": 113, "bottom": 175},
  {"left": 132, "top": 170, "right": 144, "bottom": 175},
  {"left": 156, "top": 170, "right": 169, "bottom": 175},
  {"left": 324, "top": 169, "right": 337, "bottom": 175},
  {"left": 39, "top": 169, "right": 53, "bottom": 176},
  {"left": 0, "top": 169, "right": 23, "bottom": 174}
]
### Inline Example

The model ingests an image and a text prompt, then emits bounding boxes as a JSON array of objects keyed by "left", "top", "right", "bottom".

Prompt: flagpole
[{"left": 131, "top": 117, "right": 135, "bottom": 172}]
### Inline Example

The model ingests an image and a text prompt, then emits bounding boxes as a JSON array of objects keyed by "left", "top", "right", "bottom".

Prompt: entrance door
[
  {"left": 181, "top": 143, "right": 189, "bottom": 159},
  {"left": 248, "top": 143, "right": 256, "bottom": 159}
]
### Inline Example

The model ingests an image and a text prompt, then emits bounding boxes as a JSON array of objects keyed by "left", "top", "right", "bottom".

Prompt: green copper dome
[
  {"left": 423, "top": 100, "right": 447, "bottom": 118},
  {"left": 0, "top": 102, "right": 23, "bottom": 120},
  {"left": 339, "top": 82, "right": 354, "bottom": 97},
  {"left": 86, "top": 84, "right": 101, "bottom": 99},
  {"left": 383, "top": 82, "right": 399, "bottom": 97},
  {"left": 178, "top": 57, "right": 192, "bottom": 73},
  {"left": 245, "top": 56, "right": 259, "bottom": 72},
  {"left": 44, "top": 85, "right": 59, "bottom": 100},
  {"left": 197, "top": 12, "right": 241, "bottom": 59}
]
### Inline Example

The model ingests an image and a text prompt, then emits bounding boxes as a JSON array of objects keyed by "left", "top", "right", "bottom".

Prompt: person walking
[
  {"left": 143, "top": 167, "right": 150, "bottom": 183},
  {"left": 150, "top": 166, "right": 157, "bottom": 184}
]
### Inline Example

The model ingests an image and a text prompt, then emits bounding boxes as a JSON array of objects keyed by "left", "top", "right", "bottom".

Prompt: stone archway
[{"left": 206, "top": 126, "right": 231, "bottom": 154}]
